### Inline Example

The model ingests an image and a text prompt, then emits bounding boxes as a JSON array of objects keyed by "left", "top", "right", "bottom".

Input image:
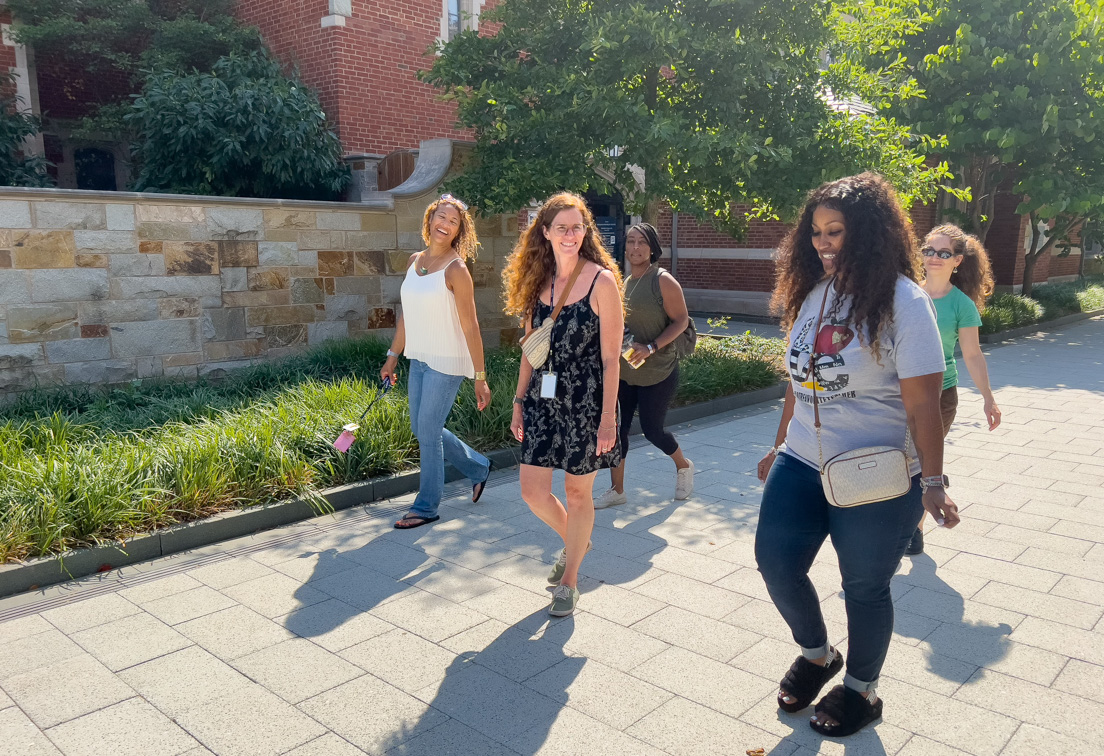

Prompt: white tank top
[{"left": 400, "top": 259, "right": 475, "bottom": 378}]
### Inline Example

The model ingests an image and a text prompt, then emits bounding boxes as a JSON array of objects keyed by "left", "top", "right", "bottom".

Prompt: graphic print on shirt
[{"left": 787, "top": 314, "right": 857, "bottom": 403}]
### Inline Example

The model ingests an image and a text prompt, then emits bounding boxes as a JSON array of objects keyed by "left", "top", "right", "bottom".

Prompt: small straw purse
[
  {"left": 519, "top": 257, "right": 586, "bottom": 370},
  {"left": 807, "top": 281, "right": 912, "bottom": 508}
]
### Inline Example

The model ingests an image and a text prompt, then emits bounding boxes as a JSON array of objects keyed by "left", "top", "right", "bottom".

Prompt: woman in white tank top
[{"left": 380, "top": 195, "right": 493, "bottom": 529}]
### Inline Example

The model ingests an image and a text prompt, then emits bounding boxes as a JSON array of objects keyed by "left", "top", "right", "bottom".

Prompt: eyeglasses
[
  {"left": 439, "top": 193, "right": 469, "bottom": 211},
  {"left": 921, "top": 246, "right": 958, "bottom": 260},
  {"left": 551, "top": 224, "right": 587, "bottom": 237}
]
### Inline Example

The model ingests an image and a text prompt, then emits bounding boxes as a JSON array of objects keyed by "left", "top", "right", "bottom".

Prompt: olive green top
[{"left": 622, "top": 264, "right": 677, "bottom": 386}]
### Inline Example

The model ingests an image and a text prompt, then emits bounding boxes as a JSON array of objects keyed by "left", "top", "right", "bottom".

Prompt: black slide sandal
[
  {"left": 810, "top": 685, "right": 883, "bottom": 737},
  {"left": 394, "top": 514, "right": 440, "bottom": 529},
  {"left": 777, "top": 648, "right": 843, "bottom": 713},
  {"left": 472, "top": 461, "right": 495, "bottom": 503}
]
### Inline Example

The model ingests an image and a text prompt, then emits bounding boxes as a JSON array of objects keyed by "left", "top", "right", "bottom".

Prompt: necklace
[
  {"left": 418, "top": 251, "right": 456, "bottom": 276},
  {"left": 625, "top": 264, "right": 653, "bottom": 299}
]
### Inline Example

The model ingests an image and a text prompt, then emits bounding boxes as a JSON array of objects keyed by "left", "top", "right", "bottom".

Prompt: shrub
[
  {"left": 127, "top": 51, "right": 349, "bottom": 200},
  {"left": 980, "top": 294, "right": 1045, "bottom": 334}
]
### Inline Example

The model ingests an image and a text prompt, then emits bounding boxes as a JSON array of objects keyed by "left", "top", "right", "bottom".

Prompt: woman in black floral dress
[{"left": 504, "top": 192, "right": 624, "bottom": 617}]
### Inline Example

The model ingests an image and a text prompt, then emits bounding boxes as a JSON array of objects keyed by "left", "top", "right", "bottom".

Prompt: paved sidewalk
[{"left": 1, "top": 317, "right": 1103, "bottom": 756}]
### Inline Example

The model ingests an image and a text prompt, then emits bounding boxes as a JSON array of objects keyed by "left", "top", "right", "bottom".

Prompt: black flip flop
[
  {"left": 472, "top": 461, "right": 495, "bottom": 503},
  {"left": 810, "top": 685, "right": 883, "bottom": 737},
  {"left": 394, "top": 514, "right": 440, "bottom": 530},
  {"left": 778, "top": 648, "right": 843, "bottom": 713}
]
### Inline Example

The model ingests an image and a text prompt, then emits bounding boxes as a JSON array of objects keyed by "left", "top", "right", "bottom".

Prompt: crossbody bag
[
  {"left": 519, "top": 257, "right": 586, "bottom": 370},
  {"left": 807, "top": 281, "right": 913, "bottom": 508}
]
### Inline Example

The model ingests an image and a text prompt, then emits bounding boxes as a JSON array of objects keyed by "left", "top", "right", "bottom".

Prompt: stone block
[
  {"left": 79, "top": 299, "right": 159, "bottom": 325},
  {"left": 164, "top": 364, "right": 199, "bottom": 379},
  {"left": 264, "top": 209, "right": 316, "bottom": 229},
  {"left": 307, "top": 320, "right": 348, "bottom": 344},
  {"left": 318, "top": 250, "right": 353, "bottom": 277},
  {"left": 74, "top": 230, "right": 137, "bottom": 253},
  {"left": 0, "top": 270, "right": 31, "bottom": 304},
  {"left": 322, "top": 278, "right": 335, "bottom": 295},
  {"left": 110, "top": 274, "right": 221, "bottom": 302},
  {"left": 105, "top": 204, "right": 136, "bottom": 231},
  {"left": 0, "top": 367, "right": 34, "bottom": 392},
  {"left": 0, "top": 200, "right": 32, "bottom": 228},
  {"left": 397, "top": 232, "right": 423, "bottom": 250},
  {"left": 136, "top": 205, "right": 204, "bottom": 223},
  {"left": 12, "top": 230, "right": 76, "bottom": 269},
  {"left": 386, "top": 251, "right": 412, "bottom": 274},
  {"left": 164, "top": 352, "right": 202, "bottom": 368},
  {"left": 248, "top": 267, "right": 290, "bottom": 291},
  {"left": 298, "top": 230, "right": 339, "bottom": 250},
  {"left": 138, "top": 222, "right": 197, "bottom": 241},
  {"left": 297, "top": 250, "right": 318, "bottom": 268},
  {"left": 31, "top": 269, "right": 110, "bottom": 303},
  {"left": 222, "top": 289, "right": 290, "bottom": 307},
  {"left": 323, "top": 294, "right": 367, "bottom": 322},
  {"left": 246, "top": 305, "right": 317, "bottom": 327},
  {"left": 139, "top": 241, "right": 162, "bottom": 254},
  {"left": 290, "top": 277, "right": 324, "bottom": 304},
  {"left": 111, "top": 319, "right": 200, "bottom": 357},
  {"left": 0, "top": 344, "right": 45, "bottom": 369},
  {"left": 205, "top": 339, "right": 264, "bottom": 361},
  {"left": 317, "top": 212, "right": 361, "bottom": 230},
  {"left": 109, "top": 254, "right": 165, "bottom": 277},
  {"left": 163, "top": 242, "right": 219, "bottom": 275},
  {"left": 81, "top": 324, "right": 109, "bottom": 338},
  {"left": 202, "top": 308, "right": 246, "bottom": 342},
  {"left": 264, "top": 228, "right": 299, "bottom": 243},
  {"left": 264, "top": 324, "right": 307, "bottom": 348},
  {"left": 207, "top": 207, "right": 263, "bottom": 239},
  {"left": 139, "top": 355, "right": 168, "bottom": 379},
  {"left": 365, "top": 307, "right": 396, "bottom": 329},
  {"left": 33, "top": 202, "right": 106, "bottom": 230},
  {"left": 472, "top": 261, "right": 496, "bottom": 288},
  {"left": 45, "top": 338, "right": 112, "bottom": 364},
  {"left": 199, "top": 358, "right": 255, "bottom": 378},
  {"left": 333, "top": 276, "right": 381, "bottom": 298},
  {"left": 76, "top": 254, "right": 109, "bottom": 268},
  {"left": 159, "top": 297, "right": 201, "bottom": 319},
  {"left": 346, "top": 231, "right": 397, "bottom": 251},
  {"left": 7, "top": 304, "right": 78, "bottom": 344},
  {"left": 381, "top": 274, "right": 403, "bottom": 304},
  {"left": 0, "top": 250, "right": 10, "bottom": 268},
  {"left": 361, "top": 213, "right": 396, "bottom": 232},
  {"left": 259, "top": 241, "right": 299, "bottom": 266},
  {"left": 218, "top": 240, "right": 259, "bottom": 268},
  {"left": 64, "top": 359, "right": 137, "bottom": 384},
  {"left": 221, "top": 267, "right": 247, "bottom": 292},
  {"left": 354, "top": 250, "right": 385, "bottom": 275}
]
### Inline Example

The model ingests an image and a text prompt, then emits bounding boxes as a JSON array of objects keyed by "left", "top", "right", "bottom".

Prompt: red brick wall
[
  {"left": 657, "top": 206, "right": 788, "bottom": 249},
  {"left": 665, "top": 258, "right": 776, "bottom": 293},
  {"left": 237, "top": 0, "right": 476, "bottom": 156},
  {"left": 1, "top": 10, "right": 17, "bottom": 78}
]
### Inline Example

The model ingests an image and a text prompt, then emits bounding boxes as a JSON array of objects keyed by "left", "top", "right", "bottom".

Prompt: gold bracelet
[{"left": 474, "top": 371, "right": 486, "bottom": 381}]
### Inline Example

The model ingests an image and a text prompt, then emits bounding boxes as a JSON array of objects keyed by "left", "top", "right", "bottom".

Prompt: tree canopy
[
  {"left": 835, "top": 0, "right": 1104, "bottom": 293},
  {"left": 423, "top": 0, "right": 949, "bottom": 234}
]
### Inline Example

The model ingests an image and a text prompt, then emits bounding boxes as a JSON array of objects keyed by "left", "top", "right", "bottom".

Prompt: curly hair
[
  {"left": 924, "top": 224, "right": 995, "bottom": 310},
  {"left": 771, "top": 172, "right": 921, "bottom": 357},
  {"left": 502, "top": 192, "right": 623, "bottom": 319},
  {"left": 421, "top": 195, "right": 479, "bottom": 262}
]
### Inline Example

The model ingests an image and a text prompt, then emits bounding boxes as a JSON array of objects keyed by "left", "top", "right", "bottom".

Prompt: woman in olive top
[{"left": 595, "top": 223, "right": 695, "bottom": 508}]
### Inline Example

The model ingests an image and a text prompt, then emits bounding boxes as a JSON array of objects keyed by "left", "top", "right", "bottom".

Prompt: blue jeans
[
  {"left": 754, "top": 452, "right": 923, "bottom": 691},
  {"left": 407, "top": 359, "right": 490, "bottom": 519}
]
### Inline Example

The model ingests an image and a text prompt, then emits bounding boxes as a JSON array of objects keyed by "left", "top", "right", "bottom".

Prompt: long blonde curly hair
[
  {"left": 421, "top": 195, "right": 479, "bottom": 261},
  {"left": 502, "top": 192, "right": 623, "bottom": 319}
]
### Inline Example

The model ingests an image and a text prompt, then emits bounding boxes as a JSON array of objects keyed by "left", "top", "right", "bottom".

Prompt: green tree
[
  {"left": 836, "top": 0, "right": 1104, "bottom": 295},
  {"left": 0, "top": 74, "right": 52, "bottom": 187},
  {"left": 7, "top": 0, "right": 263, "bottom": 136},
  {"left": 422, "top": 0, "right": 948, "bottom": 234},
  {"left": 126, "top": 51, "right": 349, "bottom": 200}
]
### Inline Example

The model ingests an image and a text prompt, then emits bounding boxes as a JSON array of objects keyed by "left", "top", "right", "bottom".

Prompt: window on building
[
  {"left": 442, "top": 0, "right": 482, "bottom": 42},
  {"left": 447, "top": 0, "right": 461, "bottom": 40}
]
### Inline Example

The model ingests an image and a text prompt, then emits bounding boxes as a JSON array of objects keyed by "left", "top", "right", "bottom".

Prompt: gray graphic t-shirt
[{"left": 782, "top": 276, "right": 945, "bottom": 476}]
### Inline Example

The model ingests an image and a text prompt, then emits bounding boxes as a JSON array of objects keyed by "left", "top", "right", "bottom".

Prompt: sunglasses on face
[
  {"left": 439, "top": 193, "right": 469, "bottom": 211},
  {"left": 921, "top": 246, "right": 958, "bottom": 260}
]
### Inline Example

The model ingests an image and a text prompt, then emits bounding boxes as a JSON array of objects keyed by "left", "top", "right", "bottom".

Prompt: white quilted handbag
[{"left": 806, "top": 282, "right": 913, "bottom": 508}]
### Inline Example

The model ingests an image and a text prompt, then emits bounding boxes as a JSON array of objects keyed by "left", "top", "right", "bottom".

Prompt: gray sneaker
[
  {"left": 548, "top": 584, "right": 580, "bottom": 617},
  {"left": 546, "top": 541, "right": 592, "bottom": 584},
  {"left": 594, "top": 487, "right": 627, "bottom": 509}
]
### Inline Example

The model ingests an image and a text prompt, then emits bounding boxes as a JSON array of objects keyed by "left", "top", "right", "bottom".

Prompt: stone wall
[{"left": 0, "top": 189, "right": 518, "bottom": 396}]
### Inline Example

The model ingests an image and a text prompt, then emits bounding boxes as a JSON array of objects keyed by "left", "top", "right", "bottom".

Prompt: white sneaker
[
  {"left": 594, "top": 487, "right": 627, "bottom": 509},
  {"left": 674, "top": 460, "right": 695, "bottom": 500}
]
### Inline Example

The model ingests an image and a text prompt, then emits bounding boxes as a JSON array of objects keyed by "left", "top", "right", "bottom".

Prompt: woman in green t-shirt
[{"left": 909, "top": 223, "right": 1002, "bottom": 554}]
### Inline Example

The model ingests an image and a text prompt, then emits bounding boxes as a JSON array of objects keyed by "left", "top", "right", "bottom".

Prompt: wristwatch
[
  {"left": 920, "top": 474, "right": 950, "bottom": 492},
  {"left": 512, "top": 396, "right": 525, "bottom": 406},
  {"left": 647, "top": 342, "right": 657, "bottom": 355},
  {"left": 386, "top": 349, "right": 398, "bottom": 358}
]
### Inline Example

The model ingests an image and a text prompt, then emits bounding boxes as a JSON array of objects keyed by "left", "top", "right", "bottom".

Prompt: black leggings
[{"left": 618, "top": 364, "right": 680, "bottom": 459}]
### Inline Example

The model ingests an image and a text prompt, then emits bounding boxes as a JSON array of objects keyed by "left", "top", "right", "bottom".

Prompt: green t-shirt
[{"left": 931, "top": 285, "right": 982, "bottom": 389}]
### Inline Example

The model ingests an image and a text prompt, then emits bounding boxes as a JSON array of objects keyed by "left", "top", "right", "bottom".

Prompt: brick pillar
[{"left": 1, "top": 12, "right": 45, "bottom": 157}]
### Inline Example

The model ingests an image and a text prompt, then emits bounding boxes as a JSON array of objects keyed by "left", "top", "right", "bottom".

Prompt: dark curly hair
[
  {"left": 771, "top": 172, "right": 921, "bottom": 357},
  {"left": 924, "top": 224, "right": 995, "bottom": 310}
]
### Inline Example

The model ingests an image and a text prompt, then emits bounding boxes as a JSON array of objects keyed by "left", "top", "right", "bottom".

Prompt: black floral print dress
[{"left": 520, "top": 271, "right": 622, "bottom": 474}]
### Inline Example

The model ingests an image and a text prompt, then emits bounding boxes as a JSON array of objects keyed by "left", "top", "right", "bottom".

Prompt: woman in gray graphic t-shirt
[{"left": 753, "top": 173, "right": 960, "bottom": 737}]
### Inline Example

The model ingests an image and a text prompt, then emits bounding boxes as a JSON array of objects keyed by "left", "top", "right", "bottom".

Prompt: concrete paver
[{"left": 1, "top": 315, "right": 1103, "bottom": 754}]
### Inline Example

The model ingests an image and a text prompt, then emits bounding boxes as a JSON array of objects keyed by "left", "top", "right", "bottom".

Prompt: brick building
[{"left": 5, "top": 0, "right": 1091, "bottom": 313}]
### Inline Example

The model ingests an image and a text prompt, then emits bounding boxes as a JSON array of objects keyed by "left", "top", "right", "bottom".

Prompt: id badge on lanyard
[{"left": 540, "top": 371, "right": 558, "bottom": 399}]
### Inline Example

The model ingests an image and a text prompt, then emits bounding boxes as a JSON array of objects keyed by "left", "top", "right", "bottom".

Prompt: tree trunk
[
  {"left": 1021, "top": 252, "right": 1039, "bottom": 298},
  {"left": 937, "top": 155, "right": 1001, "bottom": 242}
]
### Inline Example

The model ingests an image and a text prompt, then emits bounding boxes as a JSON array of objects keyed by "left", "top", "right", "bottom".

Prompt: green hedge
[
  {"left": 0, "top": 335, "right": 784, "bottom": 562},
  {"left": 979, "top": 277, "right": 1104, "bottom": 334}
]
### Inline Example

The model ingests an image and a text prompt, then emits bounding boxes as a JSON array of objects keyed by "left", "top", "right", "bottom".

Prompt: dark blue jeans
[{"left": 754, "top": 452, "right": 923, "bottom": 691}]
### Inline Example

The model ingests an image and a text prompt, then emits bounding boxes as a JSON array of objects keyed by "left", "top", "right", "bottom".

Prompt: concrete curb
[{"left": 979, "top": 308, "right": 1104, "bottom": 344}]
